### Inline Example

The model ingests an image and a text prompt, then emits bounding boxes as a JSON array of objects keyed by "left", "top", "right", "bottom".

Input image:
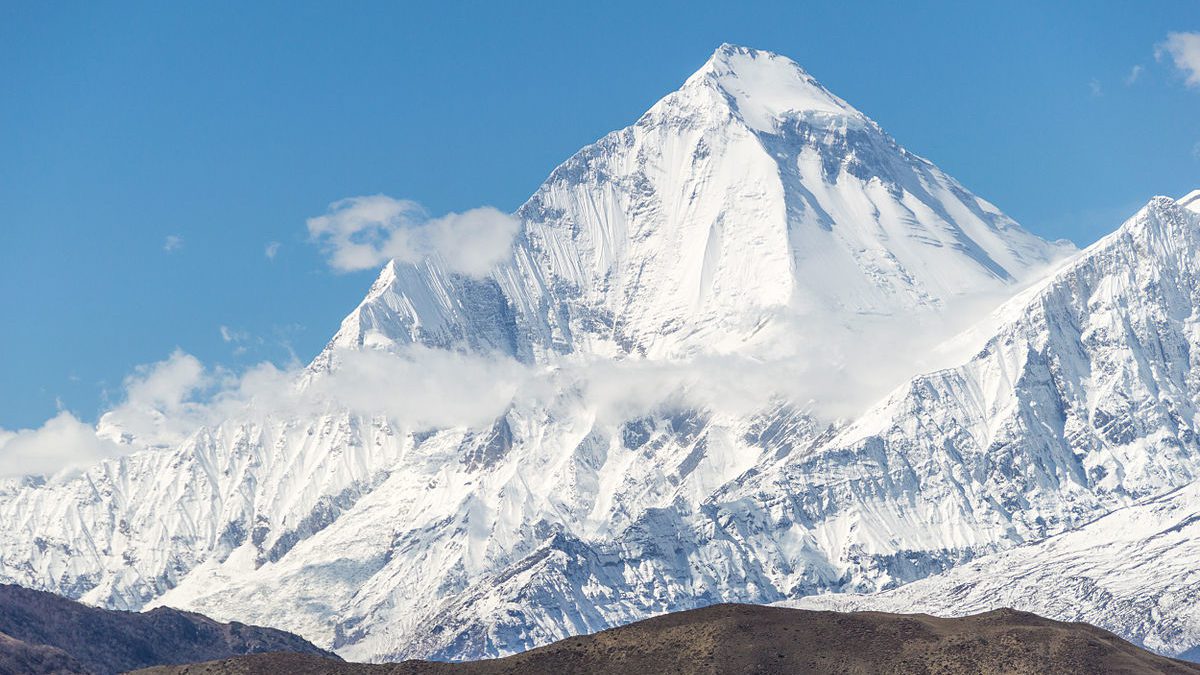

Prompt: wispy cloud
[
  {"left": 306, "top": 195, "right": 520, "bottom": 276},
  {"left": 220, "top": 325, "right": 256, "bottom": 356},
  {"left": 1156, "top": 31, "right": 1200, "bottom": 88},
  {"left": 265, "top": 241, "right": 281, "bottom": 260},
  {"left": 1124, "top": 65, "right": 1143, "bottom": 85},
  {"left": 163, "top": 234, "right": 184, "bottom": 252},
  {"left": 1088, "top": 78, "right": 1103, "bottom": 97}
]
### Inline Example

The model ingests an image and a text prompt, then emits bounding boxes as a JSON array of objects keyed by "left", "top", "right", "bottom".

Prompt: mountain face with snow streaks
[
  {"left": 779, "top": 192, "right": 1200, "bottom": 661},
  {"left": 788, "top": 480, "right": 1200, "bottom": 661},
  {"left": 1, "top": 44, "right": 1198, "bottom": 664}
]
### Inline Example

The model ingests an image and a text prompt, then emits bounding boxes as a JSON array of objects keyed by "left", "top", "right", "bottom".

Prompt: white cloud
[
  {"left": 1124, "top": 65, "right": 1143, "bottom": 85},
  {"left": 304, "top": 348, "right": 529, "bottom": 430},
  {"left": 0, "top": 351, "right": 219, "bottom": 478},
  {"left": 306, "top": 195, "right": 520, "bottom": 276},
  {"left": 0, "top": 412, "right": 123, "bottom": 479},
  {"left": 265, "top": 241, "right": 281, "bottom": 260},
  {"left": 163, "top": 235, "right": 184, "bottom": 252},
  {"left": 1088, "top": 78, "right": 1103, "bottom": 97},
  {"left": 1156, "top": 31, "right": 1200, "bottom": 88},
  {"left": 123, "top": 350, "right": 207, "bottom": 409},
  {"left": 94, "top": 350, "right": 213, "bottom": 451},
  {"left": 96, "top": 347, "right": 531, "bottom": 449}
]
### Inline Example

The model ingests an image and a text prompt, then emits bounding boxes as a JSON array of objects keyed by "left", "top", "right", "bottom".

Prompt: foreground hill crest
[{"left": 136, "top": 604, "right": 1200, "bottom": 675}]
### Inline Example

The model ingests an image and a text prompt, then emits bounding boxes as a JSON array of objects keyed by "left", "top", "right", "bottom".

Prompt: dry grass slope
[{"left": 135, "top": 603, "right": 1200, "bottom": 675}]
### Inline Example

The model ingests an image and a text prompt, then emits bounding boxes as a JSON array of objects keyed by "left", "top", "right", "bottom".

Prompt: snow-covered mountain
[
  {"left": 331, "top": 193, "right": 1200, "bottom": 661},
  {"left": 321, "top": 44, "right": 1069, "bottom": 366},
  {"left": 789, "top": 480, "right": 1200, "bottom": 660},
  {"left": 1, "top": 44, "right": 1197, "bottom": 664}
]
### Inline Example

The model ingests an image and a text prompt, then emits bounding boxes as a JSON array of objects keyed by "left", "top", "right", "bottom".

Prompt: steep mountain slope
[
  {"left": 0, "top": 583, "right": 335, "bottom": 675},
  {"left": 509, "top": 45, "right": 1069, "bottom": 359},
  {"left": 0, "top": 44, "right": 1193, "bottom": 667},
  {"left": 135, "top": 605, "right": 1200, "bottom": 675},
  {"left": 789, "top": 481, "right": 1200, "bottom": 661}
]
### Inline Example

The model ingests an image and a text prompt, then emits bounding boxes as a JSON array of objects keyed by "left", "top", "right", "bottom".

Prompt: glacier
[{"left": 2, "top": 44, "right": 1199, "bottom": 662}]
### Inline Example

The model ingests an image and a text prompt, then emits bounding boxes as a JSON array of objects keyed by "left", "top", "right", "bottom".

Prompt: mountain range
[{"left": 1, "top": 44, "right": 1198, "bottom": 663}]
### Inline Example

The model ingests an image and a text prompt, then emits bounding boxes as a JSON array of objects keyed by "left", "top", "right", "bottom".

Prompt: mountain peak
[
  {"left": 1095, "top": 195, "right": 1200, "bottom": 269},
  {"left": 684, "top": 43, "right": 863, "bottom": 132},
  {"left": 1134, "top": 194, "right": 1198, "bottom": 229}
]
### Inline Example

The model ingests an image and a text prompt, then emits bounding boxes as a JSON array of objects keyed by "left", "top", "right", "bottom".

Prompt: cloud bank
[
  {"left": 307, "top": 195, "right": 520, "bottom": 276},
  {"left": 0, "top": 327, "right": 970, "bottom": 481},
  {"left": 0, "top": 412, "right": 124, "bottom": 480}
]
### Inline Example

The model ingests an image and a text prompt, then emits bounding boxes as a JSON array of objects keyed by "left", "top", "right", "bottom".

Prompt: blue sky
[{"left": 1, "top": 1, "right": 1198, "bottom": 429}]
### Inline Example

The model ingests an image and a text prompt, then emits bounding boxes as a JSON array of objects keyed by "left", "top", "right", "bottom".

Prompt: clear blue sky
[{"left": 2, "top": 1, "right": 1198, "bottom": 429}]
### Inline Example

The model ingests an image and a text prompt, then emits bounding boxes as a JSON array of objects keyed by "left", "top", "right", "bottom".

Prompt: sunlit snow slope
[{"left": 789, "top": 481, "right": 1200, "bottom": 661}]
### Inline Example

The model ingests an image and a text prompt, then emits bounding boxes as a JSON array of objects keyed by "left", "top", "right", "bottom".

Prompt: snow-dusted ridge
[{"left": 1, "top": 44, "right": 1197, "bottom": 662}]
